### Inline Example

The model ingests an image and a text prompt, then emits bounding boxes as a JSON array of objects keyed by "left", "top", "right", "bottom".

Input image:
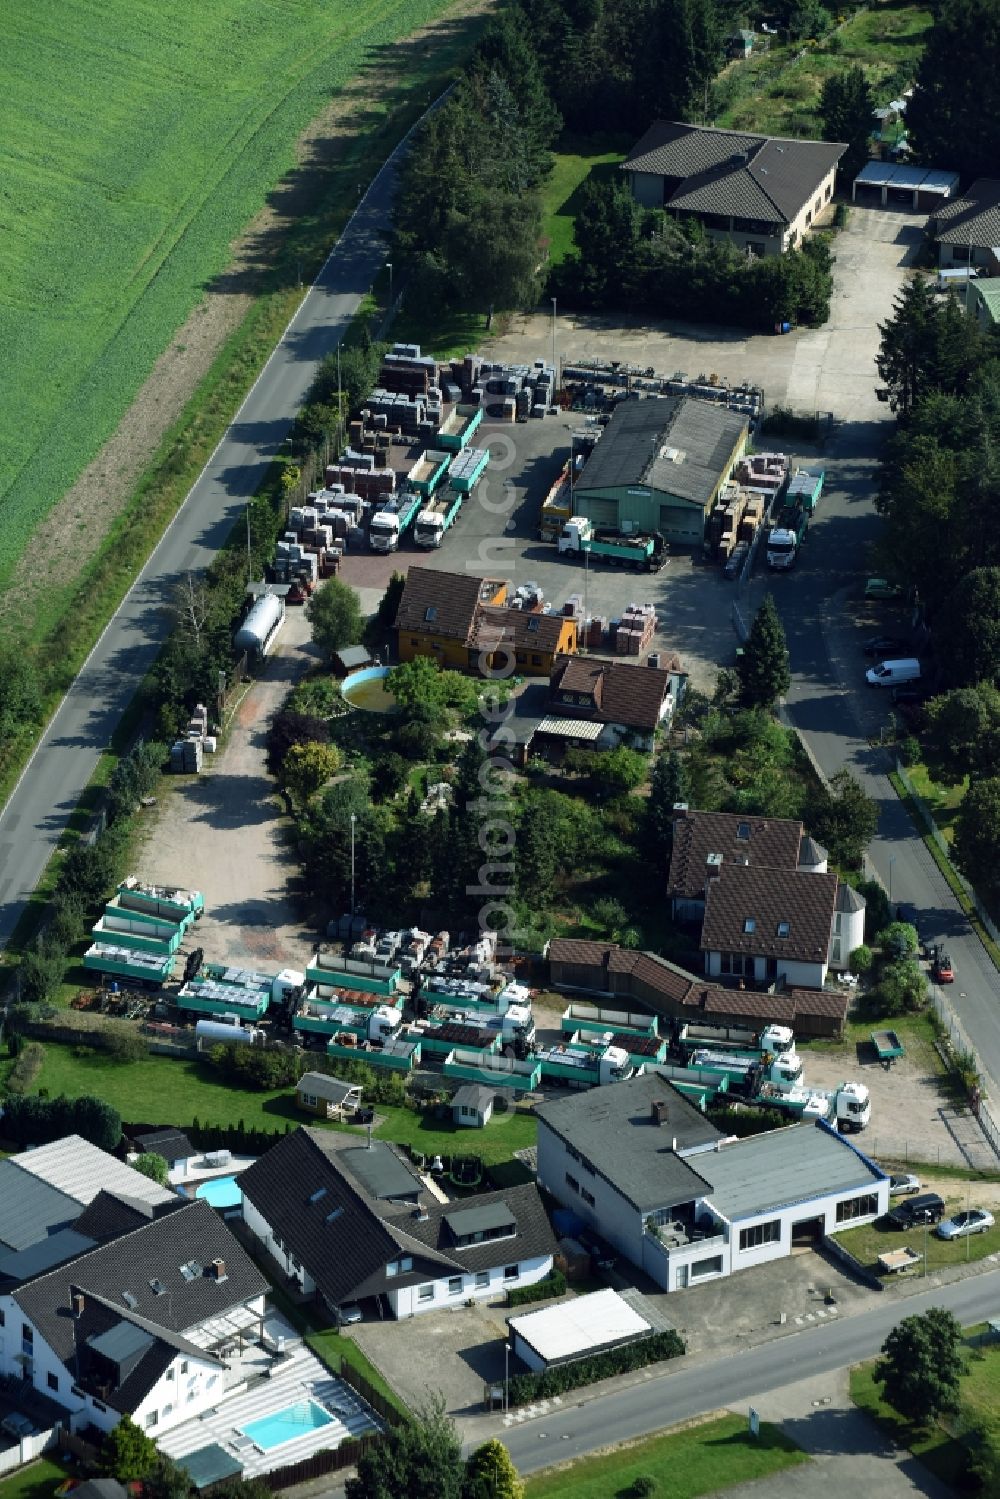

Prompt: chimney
[
  {"left": 672, "top": 802, "right": 688, "bottom": 816},
  {"left": 650, "top": 1099, "right": 670, "bottom": 1126},
  {"left": 672, "top": 1136, "right": 677, "bottom": 1152},
  {"left": 71, "top": 1292, "right": 85, "bottom": 1319},
  {"left": 210, "top": 1258, "right": 226, "bottom": 1281},
  {"left": 705, "top": 852, "right": 723, "bottom": 889}
]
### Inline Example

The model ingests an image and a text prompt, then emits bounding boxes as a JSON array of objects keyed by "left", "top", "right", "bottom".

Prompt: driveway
[{"left": 144, "top": 607, "right": 320, "bottom": 972}]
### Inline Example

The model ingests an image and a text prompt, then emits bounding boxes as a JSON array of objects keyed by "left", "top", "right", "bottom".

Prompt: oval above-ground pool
[
  {"left": 195, "top": 1174, "right": 243, "bottom": 1210},
  {"left": 341, "top": 665, "right": 398, "bottom": 713}
]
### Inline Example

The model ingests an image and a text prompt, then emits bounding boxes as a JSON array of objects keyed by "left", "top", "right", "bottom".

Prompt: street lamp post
[
  {"left": 386, "top": 261, "right": 393, "bottom": 308},
  {"left": 888, "top": 856, "right": 896, "bottom": 907},
  {"left": 504, "top": 1341, "right": 510, "bottom": 1412},
  {"left": 350, "top": 813, "right": 357, "bottom": 919},
  {"left": 550, "top": 297, "right": 557, "bottom": 386}
]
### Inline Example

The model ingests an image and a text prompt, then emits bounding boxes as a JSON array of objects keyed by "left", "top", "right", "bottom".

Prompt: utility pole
[
  {"left": 550, "top": 297, "right": 557, "bottom": 387},
  {"left": 337, "top": 343, "right": 343, "bottom": 454},
  {"left": 350, "top": 812, "right": 357, "bottom": 918},
  {"left": 246, "top": 502, "right": 252, "bottom": 582}
]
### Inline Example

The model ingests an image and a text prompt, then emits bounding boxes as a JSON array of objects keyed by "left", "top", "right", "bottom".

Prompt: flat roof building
[{"left": 509, "top": 1288, "right": 652, "bottom": 1372}]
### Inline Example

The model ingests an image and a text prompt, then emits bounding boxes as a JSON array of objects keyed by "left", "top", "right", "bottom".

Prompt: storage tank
[
  {"left": 234, "top": 593, "right": 284, "bottom": 656},
  {"left": 195, "top": 1018, "right": 261, "bottom": 1046}
]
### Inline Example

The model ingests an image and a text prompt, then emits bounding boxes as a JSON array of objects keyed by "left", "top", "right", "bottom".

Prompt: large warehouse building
[{"left": 572, "top": 397, "right": 748, "bottom": 547}]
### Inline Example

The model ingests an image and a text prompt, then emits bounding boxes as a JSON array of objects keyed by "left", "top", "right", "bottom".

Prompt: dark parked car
[
  {"left": 887, "top": 1192, "right": 945, "bottom": 1229},
  {"left": 863, "top": 635, "right": 908, "bottom": 658}
]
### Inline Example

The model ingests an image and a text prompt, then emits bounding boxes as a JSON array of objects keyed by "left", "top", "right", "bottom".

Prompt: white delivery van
[{"left": 866, "top": 658, "right": 921, "bottom": 687}]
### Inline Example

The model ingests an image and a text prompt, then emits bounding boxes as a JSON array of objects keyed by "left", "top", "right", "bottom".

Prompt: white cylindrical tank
[
  {"left": 196, "top": 1019, "right": 260, "bottom": 1046},
  {"left": 234, "top": 593, "right": 283, "bottom": 656}
]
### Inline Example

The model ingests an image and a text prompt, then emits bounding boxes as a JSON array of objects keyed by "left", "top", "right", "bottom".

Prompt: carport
[{"left": 852, "top": 162, "right": 959, "bottom": 211}]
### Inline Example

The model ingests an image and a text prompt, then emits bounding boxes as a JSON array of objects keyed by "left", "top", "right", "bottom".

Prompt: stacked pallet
[
  {"left": 615, "top": 603, "right": 656, "bottom": 656},
  {"left": 379, "top": 343, "right": 437, "bottom": 396}
]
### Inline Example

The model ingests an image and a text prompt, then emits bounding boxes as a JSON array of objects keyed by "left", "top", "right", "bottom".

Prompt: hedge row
[
  {"left": 507, "top": 1270, "right": 566, "bottom": 1308},
  {"left": 508, "top": 1329, "right": 685, "bottom": 1405}
]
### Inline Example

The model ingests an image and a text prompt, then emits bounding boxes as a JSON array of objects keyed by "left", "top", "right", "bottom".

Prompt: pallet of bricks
[
  {"left": 170, "top": 702, "right": 211, "bottom": 774},
  {"left": 325, "top": 450, "right": 396, "bottom": 506},
  {"left": 615, "top": 603, "right": 656, "bottom": 656}
]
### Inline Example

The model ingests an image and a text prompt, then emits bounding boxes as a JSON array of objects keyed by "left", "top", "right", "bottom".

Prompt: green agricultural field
[{"left": 0, "top": 0, "right": 456, "bottom": 595}]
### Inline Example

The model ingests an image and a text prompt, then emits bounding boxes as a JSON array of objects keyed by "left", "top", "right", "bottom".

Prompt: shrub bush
[
  {"left": 632, "top": 1478, "right": 657, "bottom": 1497},
  {"left": 507, "top": 1270, "right": 566, "bottom": 1308},
  {"left": 5, "top": 1042, "right": 46, "bottom": 1095},
  {"left": 850, "top": 944, "right": 874, "bottom": 973},
  {"left": 507, "top": 1330, "right": 684, "bottom": 1405},
  {"left": 102, "top": 1030, "right": 150, "bottom": 1063}
]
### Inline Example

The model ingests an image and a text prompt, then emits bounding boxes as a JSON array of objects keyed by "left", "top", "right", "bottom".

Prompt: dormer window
[
  {"left": 737, "top": 822, "right": 751, "bottom": 841},
  {"left": 776, "top": 920, "right": 790, "bottom": 938},
  {"left": 743, "top": 918, "right": 755, "bottom": 934}
]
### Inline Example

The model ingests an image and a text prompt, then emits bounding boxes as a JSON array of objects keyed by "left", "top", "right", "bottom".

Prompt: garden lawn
[
  {"left": 834, "top": 1215, "right": 1000, "bottom": 1277},
  {"left": 0, "top": 0, "right": 459, "bottom": 596},
  {"left": 307, "top": 1329, "right": 412, "bottom": 1419},
  {"left": 541, "top": 136, "right": 629, "bottom": 266},
  {"left": 851, "top": 1326, "right": 1000, "bottom": 1488},
  {"left": 525, "top": 1413, "right": 807, "bottom": 1499},
  {"left": 716, "top": 2, "right": 932, "bottom": 137},
  {"left": 0, "top": 1460, "right": 70, "bottom": 1499},
  {"left": 30, "top": 1042, "right": 537, "bottom": 1165},
  {"left": 904, "top": 761, "right": 966, "bottom": 843}
]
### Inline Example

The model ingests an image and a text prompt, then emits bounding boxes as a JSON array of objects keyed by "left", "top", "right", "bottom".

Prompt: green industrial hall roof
[
  {"left": 973, "top": 280, "right": 1000, "bottom": 324},
  {"left": 574, "top": 397, "right": 748, "bottom": 508}
]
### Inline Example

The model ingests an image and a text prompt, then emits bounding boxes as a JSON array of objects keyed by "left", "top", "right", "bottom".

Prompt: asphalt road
[
  {"left": 500, "top": 1267, "right": 1000, "bottom": 1474},
  {"left": 0, "top": 117, "right": 416, "bottom": 949},
  {"left": 774, "top": 414, "right": 1000, "bottom": 1106}
]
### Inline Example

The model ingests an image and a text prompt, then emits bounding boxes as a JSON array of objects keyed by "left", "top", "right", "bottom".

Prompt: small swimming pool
[
  {"left": 195, "top": 1174, "right": 242, "bottom": 1210},
  {"left": 241, "top": 1400, "right": 336, "bottom": 1451},
  {"left": 341, "top": 665, "right": 398, "bottom": 714}
]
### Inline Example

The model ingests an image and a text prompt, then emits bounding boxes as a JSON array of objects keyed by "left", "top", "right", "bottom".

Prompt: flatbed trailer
[
  {"left": 878, "top": 1246, "right": 922, "bottom": 1275},
  {"left": 306, "top": 953, "right": 402, "bottom": 997},
  {"left": 443, "top": 1047, "right": 542, "bottom": 1092},
  {"left": 83, "top": 942, "right": 176, "bottom": 987},
  {"left": 326, "top": 1036, "right": 421, "bottom": 1071},
  {"left": 438, "top": 404, "right": 483, "bottom": 452},
  {"left": 871, "top": 1029, "right": 905, "bottom": 1069},
  {"left": 117, "top": 876, "right": 204, "bottom": 924},
  {"left": 176, "top": 979, "right": 269, "bottom": 1024},
  {"left": 561, "top": 1003, "right": 658, "bottom": 1040},
  {"left": 91, "top": 912, "right": 183, "bottom": 955},
  {"left": 104, "top": 893, "right": 197, "bottom": 935}
]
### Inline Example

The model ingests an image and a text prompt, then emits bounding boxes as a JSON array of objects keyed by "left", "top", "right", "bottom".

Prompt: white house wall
[
  {"left": 537, "top": 1126, "right": 646, "bottom": 1264},
  {"left": 388, "top": 1254, "right": 552, "bottom": 1318},
  {"left": 829, "top": 905, "right": 865, "bottom": 968},
  {"left": 703, "top": 951, "right": 827, "bottom": 988},
  {"left": 242, "top": 1197, "right": 317, "bottom": 1296},
  {"left": 132, "top": 1350, "right": 225, "bottom": 1437}
]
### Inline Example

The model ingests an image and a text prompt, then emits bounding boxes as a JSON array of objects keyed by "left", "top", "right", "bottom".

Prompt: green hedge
[
  {"left": 507, "top": 1270, "right": 566, "bottom": 1308},
  {"left": 508, "top": 1329, "right": 685, "bottom": 1404}
]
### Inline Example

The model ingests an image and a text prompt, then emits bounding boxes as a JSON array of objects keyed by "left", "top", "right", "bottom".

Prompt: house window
[
  {"left": 187, "top": 1389, "right": 197, "bottom": 1402},
  {"left": 743, "top": 917, "right": 755, "bottom": 934},
  {"left": 834, "top": 914, "right": 842, "bottom": 933},
  {"left": 765, "top": 957, "right": 778, "bottom": 981},
  {"left": 504, "top": 1264, "right": 519, "bottom": 1282},
  {"left": 47, "top": 1372, "right": 59, "bottom": 1392},
  {"left": 475, "top": 1271, "right": 490, "bottom": 1288},
  {"left": 690, "top": 1255, "right": 723, "bottom": 1279},
  {"left": 805, "top": 211, "right": 812, "bottom": 226},
  {"left": 776, "top": 921, "right": 790, "bottom": 938},
  {"left": 747, "top": 241, "right": 766, "bottom": 256},
  {"left": 825, "top": 184, "right": 832, "bottom": 200},
  {"left": 163, "top": 1404, "right": 173, "bottom": 1418},
  {"left": 565, "top": 1173, "right": 580, "bottom": 1194},
  {"left": 836, "top": 1193, "right": 879, "bottom": 1223},
  {"left": 303, "top": 1093, "right": 318, "bottom": 1107},
  {"left": 166, "top": 1366, "right": 175, "bottom": 1379},
  {"left": 581, "top": 1188, "right": 595, "bottom": 1208},
  {"left": 0, "top": 1309, "right": 4, "bottom": 1326},
  {"left": 531, "top": 654, "right": 542, "bottom": 666},
  {"left": 21, "top": 1325, "right": 32, "bottom": 1347},
  {"left": 950, "top": 243, "right": 971, "bottom": 263},
  {"left": 737, "top": 822, "right": 750, "bottom": 841},
  {"left": 515, "top": 652, "right": 526, "bottom": 664},
  {"left": 448, "top": 1276, "right": 464, "bottom": 1296},
  {"left": 146, "top": 1411, "right": 159, "bottom": 1430},
  {"left": 410, "top": 638, "right": 419, "bottom": 646},
  {"left": 721, "top": 952, "right": 753, "bottom": 977},
  {"left": 739, "top": 1220, "right": 781, "bottom": 1251},
  {"left": 418, "top": 1285, "right": 434, "bottom": 1302},
  {"left": 181, "top": 1361, "right": 189, "bottom": 1374}
]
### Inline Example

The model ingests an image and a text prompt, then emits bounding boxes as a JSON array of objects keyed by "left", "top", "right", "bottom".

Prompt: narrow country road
[{"left": 0, "top": 112, "right": 422, "bottom": 948}]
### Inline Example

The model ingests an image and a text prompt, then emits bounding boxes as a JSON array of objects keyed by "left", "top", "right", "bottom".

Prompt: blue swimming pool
[
  {"left": 195, "top": 1174, "right": 242, "bottom": 1209},
  {"left": 241, "top": 1400, "right": 335, "bottom": 1451}
]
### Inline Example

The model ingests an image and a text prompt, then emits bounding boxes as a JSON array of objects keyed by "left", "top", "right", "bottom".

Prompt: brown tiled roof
[
  {"left": 667, "top": 809, "right": 803, "bottom": 899},
  {"left": 623, "top": 121, "right": 846, "bottom": 228},
  {"left": 472, "top": 605, "right": 573, "bottom": 656},
  {"left": 682, "top": 984, "right": 797, "bottom": 1025},
  {"left": 547, "top": 937, "right": 618, "bottom": 968},
  {"left": 626, "top": 951, "right": 694, "bottom": 1001},
  {"left": 701, "top": 864, "right": 838, "bottom": 964},
  {"left": 784, "top": 986, "right": 850, "bottom": 1022},
  {"left": 933, "top": 178, "right": 1000, "bottom": 247},
  {"left": 551, "top": 655, "right": 677, "bottom": 732},
  {"left": 394, "top": 567, "right": 503, "bottom": 641}
]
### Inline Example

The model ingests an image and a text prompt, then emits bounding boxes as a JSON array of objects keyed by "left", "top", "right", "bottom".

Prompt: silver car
[
  {"left": 889, "top": 1173, "right": 920, "bottom": 1196},
  {"left": 935, "top": 1209, "right": 995, "bottom": 1240}
]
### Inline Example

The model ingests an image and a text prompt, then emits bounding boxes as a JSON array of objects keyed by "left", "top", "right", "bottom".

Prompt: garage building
[
  {"left": 572, "top": 397, "right": 748, "bottom": 548},
  {"left": 508, "top": 1288, "right": 652, "bottom": 1372}
]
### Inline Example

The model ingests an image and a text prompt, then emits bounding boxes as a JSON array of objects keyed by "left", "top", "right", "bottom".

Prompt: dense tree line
[
  {"left": 906, "top": 0, "right": 1000, "bottom": 182},
  {"left": 551, "top": 179, "right": 835, "bottom": 328}
]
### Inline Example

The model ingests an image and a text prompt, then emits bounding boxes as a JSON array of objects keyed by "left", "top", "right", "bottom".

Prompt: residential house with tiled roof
[
  {"left": 931, "top": 178, "right": 1000, "bottom": 274},
  {"left": 622, "top": 121, "right": 846, "bottom": 257},
  {"left": 536, "top": 1073, "right": 888, "bottom": 1294},
  {"left": 394, "top": 567, "right": 577, "bottom": 676},
  {"left": 665, "top": 808, "right": 864, "bottom": 988},
  {"left": 238, "top": 1127, "right": 556, "bottom": 1323},
  {"left": 0, "top": 1187, "right": 267, "bottom": 1437},
  {"left": 544, "top": 654, "right": 682, "bottom": 751}
]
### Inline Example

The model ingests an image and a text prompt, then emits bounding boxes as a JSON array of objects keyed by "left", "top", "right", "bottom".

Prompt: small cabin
[
  {"left": 451, "top": 1083, "right": 495, "bottom": 1129},
  {"left": 297, "top": 1072, "right": 363, "bottom": 1120}
]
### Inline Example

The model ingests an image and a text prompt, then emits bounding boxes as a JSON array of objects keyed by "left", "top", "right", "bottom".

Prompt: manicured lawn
[
  {"left": 308, "top": 1329, "right": 412, "bottom": 1420},
  {"left": 525, "top": 1413, "right": 808, "bottom": 1499},
  {"left": 31, "top": 1042, "right": 537, "bottom": 1165},
  {"left": 541, "top": 135, "right": 629, "bottom": 266},
  {"left": 389, "top": 304, "right": 486, "bottom": 361},
  {"left": 0, "top": 1459, "right": 70, "bottom": 1499},
  {"left": 717, "top": 2, "right": 932, "bottom": 138},
  {"left": 833, "top": 1215, "right": 1000, "bottom": 1277},
  {"left": 851, "top": 1326, "right": 1000, "bottom": 1488},
  {"left": 904, "top": 760, "right": 966, "bottom": 843}
]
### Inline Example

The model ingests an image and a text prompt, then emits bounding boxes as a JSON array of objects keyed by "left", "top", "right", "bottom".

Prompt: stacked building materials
[
  {"left": 324, "top": 455, "right": 396, "bottom": 503},
  {"left": 363, "top": 388, "right": 430, "bottom": 436},
  {"left": 379, "top": 343, "right": 438, "bottom": 396},
  {"left": 562, "top": 593, "right": 585, "bottom": 619},
  {"left": 615, "top": 603, "right": 657, "bottom": 656},
  {"left": 734, "top": 451, "right": 788, "bottom": 498}
]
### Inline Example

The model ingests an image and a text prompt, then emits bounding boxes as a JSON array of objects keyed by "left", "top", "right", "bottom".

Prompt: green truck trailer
[
  {"left": 306, "top": 953, "right": 402, "bottom": 998},
  {"left": 294, "top": 999, "right": 401, "bottom": 1043},
  {"left": 560, "top": 1004, "right": 659, "bottom": 1041},
  {"left": 437, "top": 403, "right": 483, "bottom": 452},
  {"left": 104, "top": 893, "right": 197, "bottom": 935},
  {"left": 557, "top": 516, "right": 667, "bottom": 571},
  {"left": 91, "top": 912, "right": 183, "bottom": 955},
  {"left": 443, "top": 1048, "right": 542, "bottom": 1092},
  {"left": 84, "top": 942, "right": 176, "bottom": 987},
  {"left": 325, "top": 1035, "right": 421, "bottom": 1072},
  {"left": 117, "top": 876, "right": 204, "bottom": 924},
  {"left": 175, "top": 978, "right": 270, "bottom": 1024},
  {"left": 405, "top": 1020, "right": 501, "bottom": 1058},
  {"left": 534, "top": 1036, "right": 639, "bottom": 1089}
]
